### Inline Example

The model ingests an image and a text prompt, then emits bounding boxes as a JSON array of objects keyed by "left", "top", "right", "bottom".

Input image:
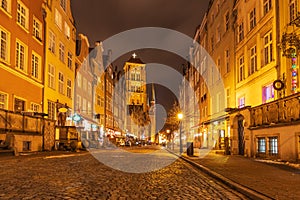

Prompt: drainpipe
[{"left": 275, "top": 0, "right": 283, "bottom": 99}]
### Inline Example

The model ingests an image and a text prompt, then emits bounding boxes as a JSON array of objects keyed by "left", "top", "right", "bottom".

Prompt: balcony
[{"left": 250, "top": 93, "right": 300, "bottom": 128}]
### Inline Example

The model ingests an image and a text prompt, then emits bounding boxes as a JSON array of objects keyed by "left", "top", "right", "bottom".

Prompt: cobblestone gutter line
[{"left": 180, "top": 155, "right": 275, "bottom": 200}]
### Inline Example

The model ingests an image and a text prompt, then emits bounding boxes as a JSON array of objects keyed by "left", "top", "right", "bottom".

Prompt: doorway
[{"left": 237, "top": 115, "right": 245, "bottom": 155}]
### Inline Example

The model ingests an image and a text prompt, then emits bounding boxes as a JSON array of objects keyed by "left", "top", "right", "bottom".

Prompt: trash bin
[{"left": 187, "top": 142, "right": 194, "bottom": 156}]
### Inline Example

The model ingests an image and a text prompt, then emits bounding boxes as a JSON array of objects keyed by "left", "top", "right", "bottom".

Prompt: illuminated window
[
  {"left": 67, "top": 52, "right": 72, "bottom": 69},
  {"left": 289, "top": 0, "right": 298, "bottom": 22},
  {"left": 49, "top": 30, "right": 55, "bottom": 53},
  {"left": 263, "top": 0, "right": 272, "bottom": 15},
  {"left": 263, "top": 31, "right": 273, "bottom": 65},
  {"left": 65, "top": 22, "right": 70, "bottom": 39},
  {"left": 238, "top": 56, "right": 245, "bottom": 82},
  {"left": 216, "top": 26, "right": 221, "bottom": 43},
  {"left": 16, "top": 40, "right": 27, "bottom": 72},
  {"left": 67, "top": 79, "right": 71, "bottom": 98},
  {"left": 0, "top": 28, "right": 9, "bottom": 62},
  {"left": 47, "top": 100, "right": 56, "bottom": 120},
  {"left": 0, "top": 92, "right": 8, "bottom": 109},
  {"left": 249, "top": 45, "right": 257, "bottom": 75},
  {"left": 31, "top": 52, "right": 41, "bottom": 80},
  {"left": 33, "top": 18, "right": 42, "bottom": 41},
  {"left": 238, "top": 22, "right": 244, "bottom": 43},
  {"left": 262, "top": 83, "right": 274, "bottom": 103},
  {"left": 59, "top": 42, "right": 64, "bottom": 62},
  {"left": 14, "top": 97, "right": 25, "bottom": 112},
  {"left": 54, "top": 9, "right": 62, "bottom": 29},
  {"left": 58, "top": 72, "right": 64, "bottom": 94},
  {"left": 257, "top": 137, "right": 266, "bottom": 153},
  {"left": 1, "top": 0, "right": 11, "bottom": 14},
  {"left": 238, "top": 96, "right": 245, "bottom": 108},
  {"left": 269, "top": 137, "right": 278, "bottom": 155},
  {"left": 249, "top": 8, "right": 256, "bottom": 30},
  {"left": 48, "top": 64, "right": 55, "bottom": 89},
  {"left": 17, "top": 1, "right": 28, "bottom": 30},
  {"left": 30, "top": 103, "right": 39, "bottom": 112}
]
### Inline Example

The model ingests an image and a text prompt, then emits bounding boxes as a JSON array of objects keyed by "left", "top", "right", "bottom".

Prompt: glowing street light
[{"left": 177, "top": 113, "right": 183, "bottom": 154}]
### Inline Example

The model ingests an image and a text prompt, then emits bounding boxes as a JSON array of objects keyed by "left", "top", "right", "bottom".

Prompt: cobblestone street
[{"left": 0, "top": 147, "right": 247, "bottom": 200}]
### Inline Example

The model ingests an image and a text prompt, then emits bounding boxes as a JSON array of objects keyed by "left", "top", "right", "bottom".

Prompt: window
[
  {"left": 238, "top": 96, "right": 245, "bottom": 108},
  {"left": 1, "top": 0, "right": 11, "bottom": 13},
  {"left": 0, "top": 28, "right": 9, "bottom": 62},
  {"left": 225, "top": 50, "right": 230, "bottom": 73},
  {"left": 262, "top": 83, "right": 274, "bottom": 103},
  {"left": 16, "top": 40, "right": 27, "bottom": 72},
  {"left": 31, "top": 52, "right": 41, "bottom": 80},
  {"left": 58, "top": 72, "right": 64, "bottom": 94},
  {"left": 14, "top": 97, "right": 25, "bottom": 112},
  {"left": 59, "top": 42, "right": 64, "bottom": 62},
  {"left": 0, "top": 92, "right": 8, "bottom": 109},
  {"left": 289, "top": 0, "right": 298, "bottom": 22},
  {"left": 238, "top": 56, "right": 245, "bottom": 82},
  {"left": 264, "top": 32, "right": 273, "bottom": 65},
  {"left": 76, "top": 95, "right": 81, "bottom": 112},
  {"left": 249, "top": 8, "right": 256, "bottom": 30},
  {"left": 17, "top": 1, "right": 28, "bottom": 30},
  {"left": 77, "top": 73, "right": 82, "bottom": 88},
  {"left": 88, "top": 82, "right": 92, "bottom": 96},
  {"left": 217, "top": 58, "right": 221, "bottom": 80},
  {"left": 67, "top": 79, "right": 71, "bottom": 98},
  {"left": 97, "top": 95, "right": 101, "bottom": 106},
  {"left": 216, "top": 26, "right": 221, "bottom": 43},
  {"left": 48, "top": 64, "right": 55, "bottom": 89},
  {"left": 238, "top": 22, "right": 244, "bottom": 42},
  {"left": 263, "top": 0, "right": 272, "bottom": 15},
  {"left": 67, "top": 52, "right": 72, "bottom": 69},
  {"left": 83, "top": 78, "right": 87, "bottom": 91},
  {"left": 49, "top": 30, "right": 55, "bottom": 53},
  {"left": 88, "top": 102, "right": 91, "bottom": 115},
  {"left": 60, "top": 0, "right": 66, "bottom": 11},
  {"left": 47, "top": 100, "right": 56, "bottom": 120},
  {"left": 226, "top": 88, "right": 230, "bottom": 108},
  {"left": 23, "top": 141, "right": 31, "bottom": 151},
  {"left": 33, "top": 18, "right": 42, "bottom": 41},
  {"left": 257, "top": 137, "right": 266, "bottom": 153},
  {"left": 225, "top": 12, "right": 229, "bottom": 31},
  {"left": 30, "top": 103, "right": 39, "bottom": 112},
  {"left": 249, "top": 46, "right": 257, "bottom": 75},
  {"left": 131, "top": 72, "right": 135, "bottom": 80},
  {"left": 136, "top": 72, "right": 141, "bottom": 81},
  {"left": 64, "top": 22, "right": 70, "bottom": 39},
  {"left": 54, "top": 9, "right": 62, "bottom": 29},
  {"left": 211, "top": 36, "right": 214, "bottom": 51},
  {"left": 82, "top": 98, "right": 87, "bottom": 113},
  {"left": 269, "top": 137, "right": 278, "bottom": 155}
]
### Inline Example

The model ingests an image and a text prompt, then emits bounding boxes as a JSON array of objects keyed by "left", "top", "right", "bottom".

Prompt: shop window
[{"left": 262, "top": 83, "right": 274, "bottom": 103}]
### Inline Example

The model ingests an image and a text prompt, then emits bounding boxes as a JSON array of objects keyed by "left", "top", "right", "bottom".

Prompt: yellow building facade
[{"left": 43, "top": 0, "right": 76, "bottom": 125}]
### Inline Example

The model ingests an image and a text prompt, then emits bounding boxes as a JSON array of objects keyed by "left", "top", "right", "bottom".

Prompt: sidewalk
[{"left": 182, "top": 149, "right": 300, "bottom": 200}]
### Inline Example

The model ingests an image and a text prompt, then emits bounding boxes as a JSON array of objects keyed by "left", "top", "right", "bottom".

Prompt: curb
[{"left": 180, "top": 155, "right": 274, "bottom": 200}]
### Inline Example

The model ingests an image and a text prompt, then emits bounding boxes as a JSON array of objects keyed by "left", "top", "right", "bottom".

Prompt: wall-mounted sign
[
  {"left": 72, "top": 114, "right": 81, "bottom": 122},
  {"left": 273, "top": 80, "right": 285, "bottom": 91}
]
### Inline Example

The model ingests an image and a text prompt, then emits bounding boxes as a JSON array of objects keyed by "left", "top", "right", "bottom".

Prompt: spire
[{"left": 151, "top": 83, "right": 155, "bottom": 104}]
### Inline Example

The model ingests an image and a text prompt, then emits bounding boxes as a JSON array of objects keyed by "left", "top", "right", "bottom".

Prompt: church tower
[
  {"left": 149, "top": 84, "right": 157, "bottom": 143},
  {"left": 123, "top": 53, "right": 148, "bottom": 138}
]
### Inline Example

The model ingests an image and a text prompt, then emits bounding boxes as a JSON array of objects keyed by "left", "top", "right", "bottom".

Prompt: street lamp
[{"left": 177, "top": 113, "right": 183, "bottom": 154}]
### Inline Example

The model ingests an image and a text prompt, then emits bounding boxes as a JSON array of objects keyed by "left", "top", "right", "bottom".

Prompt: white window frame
[
  {"left": 49, "top": 30, "right": 56, "bottom": 53},
  {"left": 257, "top": 137, "right": 266, "bottom": 153},
  {"left": 30, "top": 102, "right": 40, "bottom": 112},
  {"left": 67, "top": 52, "right": 72, "bottom": 69},
  {"left": 264, "top": 31, "right": 273, "bottom": 65},
  {"left": 16, "top": 39, "right": 27, "bottom": 73},
  {"left": 249, "top": 8, "right": 256, "bottom": 30},
  {"left": 58, "top": 72, "right": 64, "bottom": 94},
  {"left": 0, "top": 91, "right": 8, "bottom": 109},
  {"left": 263, "top": 0, "right": 272, "bottom": 15},
  {"left": 47, "top": 100, "right": 56, "bottom": 120},
  {"left": 238, "top": 22, "right": 244, "bottom": 43},
  {"left": 59, "top": 42, "right": 65, "bottom": 62},
  {"left": 64, "top": 22, "right": 70, "bottom": 39},
  {"left": 0, "top": 26, "right": 10, "bottom": 63},
  {"left": 1, "top": 0, "right": 12, "bottom": 14},
  {"left": 54, "top": 8, "right": 62, "bottom": 30},
  {"left": 238, "top": 96, "right": 245, "bottom": 108},
  {"left": 249, "top": 45, "right": 257, "bottom": 75},
  {"left": 67, "top": 79, "right": 72, "bottom": 98},
  {"left": 33, "top": 17, "right": 42, "bottom": 41},
  {"left": 14, "top": 96, "right": 26, "bottom": 112},
  {"left": 238, "top": 56, "right": 245, "bottom": 82},
  {"left": 48, "top": 64, "right": 55, "bottom": 89},
  {"left": 31, "top": 51, "right": 41, "bottom": 80},
  {"left": 17, "top": 1, "right": 29, "bottom": 30}
]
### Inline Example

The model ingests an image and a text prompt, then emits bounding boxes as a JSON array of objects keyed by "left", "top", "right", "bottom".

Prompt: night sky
[{"left": 71, "top": 0, "right": 209, "bottom": 130}]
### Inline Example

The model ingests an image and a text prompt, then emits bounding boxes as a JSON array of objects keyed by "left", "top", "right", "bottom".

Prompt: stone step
[{"left": 0, "top": 149, "right": 14, "bottom": 156}]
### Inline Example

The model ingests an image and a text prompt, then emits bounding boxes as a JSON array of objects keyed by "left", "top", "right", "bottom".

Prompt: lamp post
[{"left": 177, "top": 113, "right": 183, "bottom": 154}]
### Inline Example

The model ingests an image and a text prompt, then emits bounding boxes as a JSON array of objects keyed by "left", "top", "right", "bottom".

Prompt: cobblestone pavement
[{"left": 0, "top": 147, "right": 248, "bottom": 200}]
